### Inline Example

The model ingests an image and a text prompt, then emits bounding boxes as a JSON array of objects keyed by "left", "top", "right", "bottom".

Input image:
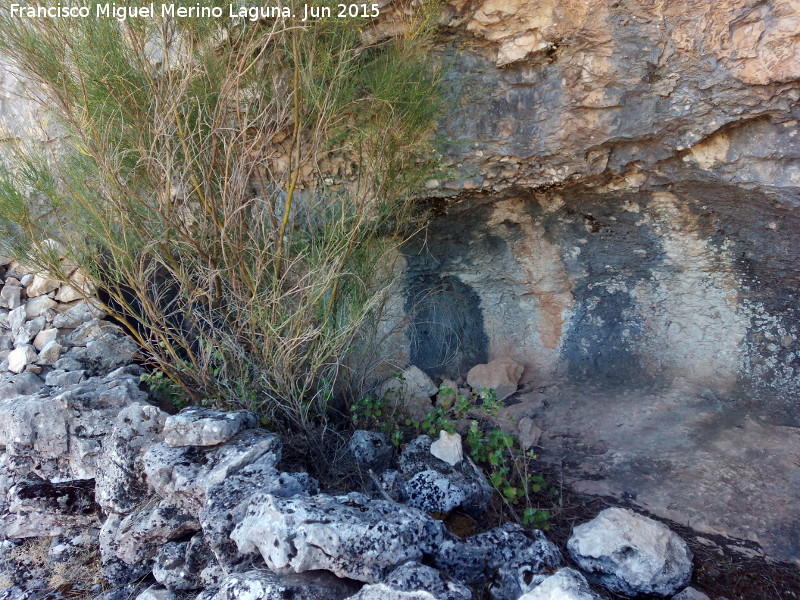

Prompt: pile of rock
[
  {"left": 0, "top": 254, "right": 136, "bottom": 396},
  {"left": 0, "top": 386, "right": 703, "bottom": 600},
  {"left": 378, "top": 359, "right": 526, "bottom": 423},
  {"left": 0, "top": 266, "right": 705, "bottom": 600}
]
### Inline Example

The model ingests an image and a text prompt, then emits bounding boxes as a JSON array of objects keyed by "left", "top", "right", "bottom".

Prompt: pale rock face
[
  {"left": 33, "top": 327, "right": 58, "bottom": 350},
  {"left": 163, "top": 406, "right": 259, "bottom": 447},
  {"left": 36, "top": 340, "right": 62, "bottom": 365},
  {"left": 26, "top": 273, "right": 60, "bottom": 297},
  {"left": 211, "top": 570, "right": 358, "bottom": 600},
  {"left": 466, "top": 357, "right": 523, "bottom": 401},
  {"left": 143, "top": 429, "right": 282, "bottom": 514},
  {"left": 430, "top": 430, "right": 463, "bottom": 466},
  {"left": 567, "top": 508, "right": 693, "bottom": 597},
  {"left": 24, "top": 295, "right": 57, "bottom": 319},
  {"left": 349, "top": 563, "right": 473, "bottom": 600},
  {"left": 371, "top": 0, "right": 800, "bottom": 565},
  {"left": 7, "top": 344, "right": 37, "bottom": 373},
  {"left": 518, "top": 568, "right": 601, "bottom": 600},
  {"left": 0, "top": 284, "right": 22, "bottom": 309},
  {"left": 230, "top": 492, "right": 446, "bottom": 583}
]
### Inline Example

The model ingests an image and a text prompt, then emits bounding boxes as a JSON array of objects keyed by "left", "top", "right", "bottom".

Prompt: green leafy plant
[
  {"left": 140, "top": 369, "right": 189, "bottom": 410},
  {"left": 352, "top": 380, "right": 553, "bottom": 527},
  {"left": 466, "top": 419, "right": 551, "bottom": 529},
  {"left": 0, "top": 0, "right": 444, "bottom": 430}
]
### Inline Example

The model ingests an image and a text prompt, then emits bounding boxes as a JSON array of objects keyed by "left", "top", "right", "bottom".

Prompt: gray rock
[
  {"left": 135, "top": 587, "right": 176, "bottom": 600},
  {"left": 349, "top": 562, "right": 473, "bottom": 600},
  {"left": 84, "top": 334, "right": 137, "bottom": 374},
  {"left": 378, "top": 366, "right": 438, "bottom": 420},
  {"left": 152, "top": 534, "right": 220, "bottom": 591},
  {"left": 24, "top": 296, "right": 57, "bottom": 319},
  {"left": 212, "top": 569, "right": 358, "bottom": 600},
  {"left": 348, "top": 429, "right": 393, "bottom": 472},
  {"left": 32, "top": 327, "right": 58, "bottom": 350},
  {"left": 99, "top": 513, "right": 152, "bottom": 586},
  {"left": 379, "top": 366, "right": 438, "bottom": 401},
  {"left": 375, "top": 469, "right": 404, "bottom": 501},
  {"left": 403, "top": 470, "right": 468, "bottom": 514},
  {"left": 45, "top": 369, "right": 85, "bottom": 387},
  {"left": 7, "top": 306, "right": 26, "bottom": 336},
  {"left": 7, "top": 345, "right": 36, "bottom": 373},
  {"left": 672, "top": 587, "right": 712, "bottom": 600},
  {"left": 163, "top": 406, "right": 258, "bottom": 447},
  {"left": 51, "top": 300, "right": 104, "bottom": 328},
  {"left": 518, "top": 569, "right": 601, "bottom": 600},
  {"left": 25, "top": 273, "right": 59, "bottom": 297},
  {"left": 47, "top": 528, "right": 100, "bottom": 563},
  {"left": 230, "top": 492, "right": 446, "bottom": 583},
  {"left": 466, "top": 357, "right": 523, "bottom": 402},
  {"left": 0, "top": 472, "right": 99, "bottom": 538},
  {"left": 398, "top": 435, "right": 492, "bottom": 516},
  {"left": 95, "top": 402, "right": 168, "bottom": 513},
  {"left": 143, "top": 429, "right": 282, "bottom": 514},
  {"left": 200, "top": 461, "right": 317, "bottom": 568},
  {"left": 17, "top": 315, "right": 46, "bottom": 343},
  {"left": 430, "top": 430, "right": 464, "bottom": 466},
  {"left": 36, "top": 340, "right": 62, "bottom": 365},
  {"left": 567, "top": 508, "right": 693, "bottom": 597},
  {"left": 0, "top": 372, "right": 45, "bottom": 400},
  {"left": 52, "top": 354, "right": 84, "bottom": 371},
  {"left": 0, "top": 371, "right": 147, "bottom": 479},
  {"left": 0, "top": 284, "right": 22, "bottom": 309},
  {"left": 433, "top": 522, "right": 561, "bottom": 590},
  {"left": 114, "top": 499, "right": 200, "bottom": 564}
]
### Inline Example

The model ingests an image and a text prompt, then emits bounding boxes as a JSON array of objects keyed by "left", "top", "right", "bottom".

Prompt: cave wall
[
  {"left": 378, "top": 0, "right": 800, "bottom": 417},
  {"left": 400, "top": 180, "right": 800, "bottom": 418},
  {"left": 375, "top": 0, "right": 800, "bottom": 563}
]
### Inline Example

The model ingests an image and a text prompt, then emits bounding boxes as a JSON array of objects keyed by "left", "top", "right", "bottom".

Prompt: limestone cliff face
[
  {"left": 388, "top": 0, "right": 800, "bottom": 414},
  {"left": 382, "top": 0, "right": 800, "bottom": 565}
]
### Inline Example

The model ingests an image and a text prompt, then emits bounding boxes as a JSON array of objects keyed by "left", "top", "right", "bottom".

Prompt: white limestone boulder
[{"left": 567, "top": 508, "right": 692, "bottom": 597}]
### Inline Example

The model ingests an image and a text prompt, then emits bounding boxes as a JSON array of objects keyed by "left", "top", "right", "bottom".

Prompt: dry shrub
[{"left": 0, "top": 0, "right": 443, "bottom": 430}]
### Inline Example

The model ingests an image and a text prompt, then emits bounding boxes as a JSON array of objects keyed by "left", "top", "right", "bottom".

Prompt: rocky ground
[{"left": 1, "top": 256, "right": 799, "bottom": 600}]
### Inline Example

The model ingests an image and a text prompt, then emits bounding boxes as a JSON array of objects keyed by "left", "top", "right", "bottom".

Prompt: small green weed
[
  {"left": 351, "top": 382, "right": 552, "bottom": 528},
  {"left": 141, "top": 369, "right": 189, "bottom": 410},
  {"left": 466, "top": 420, "right": 551, "bottom": 528}
]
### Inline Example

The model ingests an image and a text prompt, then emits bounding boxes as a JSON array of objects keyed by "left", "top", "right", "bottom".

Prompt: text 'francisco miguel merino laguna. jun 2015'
[{"left": 9, "top": 2, "right": 382, "bottom": 22}]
